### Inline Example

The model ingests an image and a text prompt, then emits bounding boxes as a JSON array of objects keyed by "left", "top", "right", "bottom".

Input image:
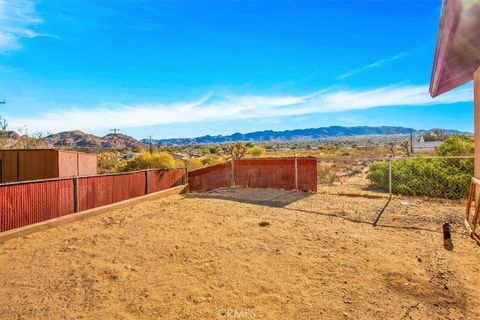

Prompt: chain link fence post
[
  {"left": 73, "top": 176, "right": 79, "bottom": 213},
  {"left": 145, "top": 169, "right": 149, "bottom": 195},
  {"left": 388, "top": 158, "right": 393, "bottom": 198},
  {"left": 184, "top": 166, "right": 188, "bottom": 185},
  {"left": 231, "top": 159, "right": 236, "bottom": 188},
  {"left": 294, "top": 155, "right": 298, "bottom": 191}
]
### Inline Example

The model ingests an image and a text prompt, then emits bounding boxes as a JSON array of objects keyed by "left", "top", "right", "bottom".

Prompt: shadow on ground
[
  {"left": 185, "top": 188, "right": 450, "bottom": 235},
  {"left": 184, "top": 188, "right": 312, "bottom": 208}
]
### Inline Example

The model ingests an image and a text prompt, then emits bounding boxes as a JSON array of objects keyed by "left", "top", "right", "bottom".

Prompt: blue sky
[{"left": 0, "top": 0, "right": 474, "bottom": 139}]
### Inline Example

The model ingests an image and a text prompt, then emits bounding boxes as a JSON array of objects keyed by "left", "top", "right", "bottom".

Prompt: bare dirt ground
[{"left": 0, "top": 185, "right": 479, "bottom": 319}]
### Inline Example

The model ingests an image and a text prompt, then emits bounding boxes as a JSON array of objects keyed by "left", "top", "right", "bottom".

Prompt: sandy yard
[{"left": 0, "top": 187, "right": 479, "bottom": 319}]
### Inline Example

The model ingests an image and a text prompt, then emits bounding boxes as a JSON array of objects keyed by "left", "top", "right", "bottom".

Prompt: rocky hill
[
  {"left": 43, "top": 131, "right": 146, "bottom": 149},
  {"left": 1, "top": 129, "right": 146, "bottom": 150},
  {"left": 0, "top": 131, "right": 22, "bottom": 148}
]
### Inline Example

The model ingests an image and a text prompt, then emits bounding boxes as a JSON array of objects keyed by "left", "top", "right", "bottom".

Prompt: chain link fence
[
  {"left": 316, "top": 155, "right": 474, "bottom": 200},
  {"left": 369, "top": 156, "right": 474, "bottom": 199}
]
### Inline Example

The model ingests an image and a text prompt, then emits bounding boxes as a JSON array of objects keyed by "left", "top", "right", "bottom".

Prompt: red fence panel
[
  {"left": 188, "top": 157, "right": 317, "bottom": 193},
  {"left": 188, "top": 162, "right": 232, "bottom": 192},
  {"left": 147, "top": 168, "right": 186, "bottom": 193},
  {"left": 0, "top": 168, "right": 187, "bottom": 233},
  {"left": 78, "top": 171, "right": 146, "bottom": 211},
  {"left": 234, "top": 158, "right": 296, "bottom": 190},
  {"left": 0, "top": 179, "right": 74, "bottom": 232}
]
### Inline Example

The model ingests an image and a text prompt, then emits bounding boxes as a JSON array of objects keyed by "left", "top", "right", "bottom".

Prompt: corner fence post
[
  {"left": 73, "top": 176, "right": 79, "bottom": 213},
  {"left": 145, "top": 170, "right": 149, "bottom": 195},
  {"left": 231, "top": 159, "right": 236, "bottom": 188},
  {"left": 294, "top": 156, "right": 298, "bottom": 191}
]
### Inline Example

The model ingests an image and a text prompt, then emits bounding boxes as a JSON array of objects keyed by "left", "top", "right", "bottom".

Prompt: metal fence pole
[
  {"left": 294, "top": 156, "right": 298, "bottom": 191},
  {"left": 73, "top": 176, "right": 79, "bottom": 213},
  {"left": 231, "top": 159, "right": 236, "bottom": 188},
  {"left": 388, "top": 159, "right": 392, "bottom": 197},
  {"left": 145, "top": 170, "right": 149, "bottom": 195}
]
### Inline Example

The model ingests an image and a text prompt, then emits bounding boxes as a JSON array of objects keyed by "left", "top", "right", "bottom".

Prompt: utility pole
[
  {"left": 109, "top": 128, "right": 120, "bottom": 135},
  {"left": 109, "top": 128, "right": 120, "bottom": 149},
  {"left": 148, "top": 135, "right": 153, "bottom": 152}
]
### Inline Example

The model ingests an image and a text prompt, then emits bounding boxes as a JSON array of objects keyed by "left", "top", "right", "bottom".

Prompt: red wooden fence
[
  {"left": 0, "top": 179, "right": 74, "bottom": 232},
  {"left": 0, "top": 168, "right": 186, "bottom": 232},
  {"left": 78, "top": 171, "right": 147, "bottom": 211},
  {"left": 188, "top": 162, "right": 232, "bottom": 193},
  {"left": 1, "top": 158, "right": 317, "bottom": 233},
  {"left": 148, "top": 168, "right": 186, "bottom": 193},
  {"left": 188, "top": 157, "right": 317, "bottom": 193}
]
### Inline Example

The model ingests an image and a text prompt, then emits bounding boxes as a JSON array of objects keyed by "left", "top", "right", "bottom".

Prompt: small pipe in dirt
[{"left": 443, "top": 223, "right": 453, "bottom": 251}]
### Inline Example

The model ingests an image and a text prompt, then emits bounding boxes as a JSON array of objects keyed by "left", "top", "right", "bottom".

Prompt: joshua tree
[
  {"left": 0, "top": 116, "right": 7, "bottom": 131},
  {"left": 15, "top": 126, "right": 46, "bottom": 149},
  {"left": 0, "top": 115, "right": 8, "bottom": 149},
  {"left": 400, "top": 140, "right": 410, "bottom": 157},
  {"left": 227, "top": 142, "right": 247, "bottom": 160},
  {"left": 431, "top": 129, "right": 446, "bottom": 141},
  {"left": 388, "top": 142, "right": 396, "bottom": 158}
]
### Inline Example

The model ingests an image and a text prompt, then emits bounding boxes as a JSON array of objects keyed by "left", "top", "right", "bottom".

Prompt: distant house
[
  {"left": 0, "top": 149, "right": 98, "bottom": 183},
  {"left": 412, "top": 141, "right": 442, "bottom": 154}
]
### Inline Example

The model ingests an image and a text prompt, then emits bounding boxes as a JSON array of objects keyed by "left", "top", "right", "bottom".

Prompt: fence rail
[{"left": 0, "top": 168, "right": 187, "bottom": 232}]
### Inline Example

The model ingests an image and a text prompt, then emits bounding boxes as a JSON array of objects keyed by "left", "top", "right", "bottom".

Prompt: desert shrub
[
  {"left": 435, "top": 135, "right": 474, "bottom": 156},
  {"left": 368, "top": 159, "right": 471, "bottom": 199},
  {"left": 202, "top": 155, "right": 224, "bottom": 166},
  {"left": 175, "top": 160, "right": 186, "bottom": 168},
  {"left": 368, "top": 136, "right": 473, "bottom": 199},
  {"left": 98, "top": 152, "right": 126, "bottom": 173},
  {"left": 187, "top": 158, "right": 204, "bottom": 170},
  {"left": 317, "top": 162, "right": 341, "bottom": 185},
  {"left": 248, "top": 146, "right": 266, "bottom": 157},
  {"left": 209, "top": 146, "right": 222, "bottom": 154},
  {"left": 338, "top": 149, "right": 352, "bottom": 157},
  {"left": 186, "top": 155, "right": 225, "bottom": 170},
  {"left": 123, "top": 151, "right": 176, "bottom": 171}
]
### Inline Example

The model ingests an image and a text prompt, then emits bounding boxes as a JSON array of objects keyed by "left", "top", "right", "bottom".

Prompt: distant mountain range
[
  {"left": 143, "top": 126, "right": 471, "bottom": 146},
  {"left": 1, "top": 126, "right": 470, "bottom": 149}
]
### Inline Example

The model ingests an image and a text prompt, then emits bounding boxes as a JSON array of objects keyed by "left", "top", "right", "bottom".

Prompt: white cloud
[
  {"left": 337, "top": 44, "right": 430, "bottom": 79},
  {"left": 0, "top": 0, "right": 48, "bottom": 53},
  {"left": 337, "top": 52, "right": 405, "bottom": 79},
  {"left": 6, "top": 84, "right": 473, "bottom": 133}
]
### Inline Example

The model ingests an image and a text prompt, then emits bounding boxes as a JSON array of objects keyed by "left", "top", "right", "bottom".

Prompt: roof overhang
[{"left": 430, "top": 0, "right": 480, "bottom": 97}]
